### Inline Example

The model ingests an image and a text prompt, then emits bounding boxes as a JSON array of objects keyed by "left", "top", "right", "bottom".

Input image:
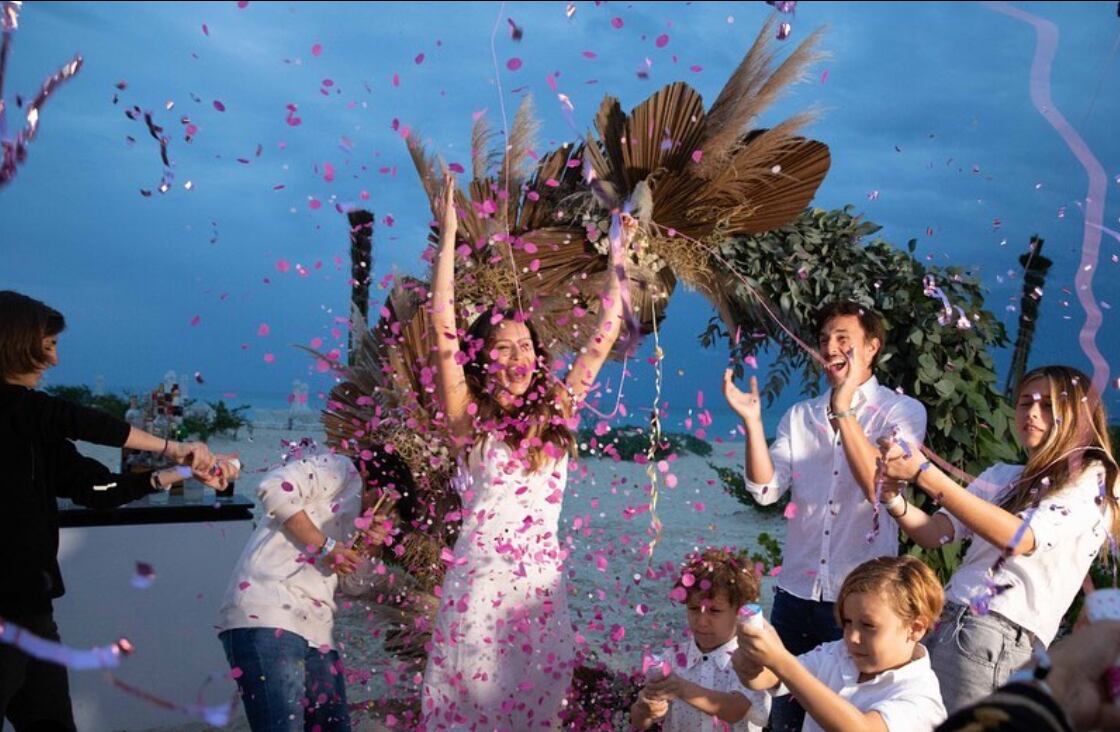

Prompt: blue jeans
[
  {"left": 767, "top": 587, "right": 843, "bottom": 732},
  {"left": 926, "top": 602, "right": 1034, "bottom": 714},
  {"left": 219, "top": 628, "right": 351, "bottom": 732}
]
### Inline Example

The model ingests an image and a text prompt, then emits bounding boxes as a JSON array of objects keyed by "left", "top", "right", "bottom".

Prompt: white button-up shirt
[
  {"left": 663, "top": 636, "right": 770, "bottom": 732},
  {"left": 774, "top": 640, "right": 946, "bottom": 732},
  {"left": 942, "top": 460, "right": 1111, "bottom": 645},
  {"left": 745, "top": 376, "right": 926, "bottom": 602}
]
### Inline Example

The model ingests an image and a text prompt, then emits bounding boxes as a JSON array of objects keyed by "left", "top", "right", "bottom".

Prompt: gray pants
[{"left": 926, "top": 601, "right": 1035, "bottom": 714}]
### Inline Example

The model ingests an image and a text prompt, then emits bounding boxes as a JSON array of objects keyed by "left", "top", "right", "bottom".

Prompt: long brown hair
[
  {"left": 462, "top": 308, "right": 575, "bottom": 472},
  {"left": 1003, "top": 365, "right": 1119, "bottom": 539}
]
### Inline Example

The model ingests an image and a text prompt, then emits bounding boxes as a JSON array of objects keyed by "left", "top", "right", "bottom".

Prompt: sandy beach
[{"left": 75, "top": 414, "right": 784, "bottom": 731}]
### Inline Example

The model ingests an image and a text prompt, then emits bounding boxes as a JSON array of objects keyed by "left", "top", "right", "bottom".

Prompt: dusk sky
[{"left": 4, "top": 1, "right": 1119, "bottom": 432}]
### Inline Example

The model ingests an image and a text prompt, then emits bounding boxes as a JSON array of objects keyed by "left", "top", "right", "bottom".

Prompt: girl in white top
[
  {"left": 733, "top": 556, "right": 947, "bottom": 732},
  {"left": 880, "top": 365, "right": 1120, "bottom": 713},
  {"left": 216, "top": 451, "right": 390, "bottom": 732}
]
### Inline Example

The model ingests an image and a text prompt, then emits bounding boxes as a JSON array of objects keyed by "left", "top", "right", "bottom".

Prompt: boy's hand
[
  {"left": 736, "top": 618, "right": 789, "bottom": 668},
  {"left": 730, "top": 645, "right": 766, "bottom": 684},
  {"left": 643, "top": 671, "right": 687, "bottom": 702},
  {"left": 635, "top": 687, "right": 669, "bottom": 719},
  {"left": 325, "top": 545, "right": 362, "bottom": 576},
  {"left": 352, "top": 514, "right": 392, "bottom": 557}
]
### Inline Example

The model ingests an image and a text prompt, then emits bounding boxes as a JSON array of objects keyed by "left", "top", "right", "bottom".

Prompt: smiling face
[
  {"left": 486, "top": 320, "right": 537, "bottom": 399},
  {"left": 1015, "top": 375, "right": 1054, "bottom": 456},
  {"left": 818, "top": 314, "right": 879, "bottom": 387},
  {"left": 840, "top": 591, "right": 923, "bottom": 679},
  {"left": 686, "top": 590, "right": 739, "bottom": 653}
]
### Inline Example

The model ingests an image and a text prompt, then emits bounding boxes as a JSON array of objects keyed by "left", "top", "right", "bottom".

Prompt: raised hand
[
  {"left": 436, "top": 171, "right": 457, "bottom": 241},
  {"left": 723, "top": 369, "right": 763, "bottom": 425}
]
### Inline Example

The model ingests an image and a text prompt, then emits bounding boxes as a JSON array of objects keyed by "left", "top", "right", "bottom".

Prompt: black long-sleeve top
[{"left": 0, "top": 382, "right": 155, "bottom": 618}]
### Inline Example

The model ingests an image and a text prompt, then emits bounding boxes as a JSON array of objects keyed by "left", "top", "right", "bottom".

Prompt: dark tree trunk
[
  {"left": 1005, "top": 235, "right": 1052, "bottom": 397},
  {"left": 347, "top": 209, "right": 374, "bottom": 367}
]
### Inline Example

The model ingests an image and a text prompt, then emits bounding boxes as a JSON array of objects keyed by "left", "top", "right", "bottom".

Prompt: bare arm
[
  {"left": 769, "top": 652, "right": 887, "bottom": 732},
  {"left": 565, "top": 214, "right": 630, "bottom": 406},
  {"left": 882, "top": 448, "right": 1034, "bottom": 555},
  {"left": 643, "top": 673, "right": 750, "bottom": 723},
  {"left": 429, "top": 174, "right": 473, "bottom": 443}
]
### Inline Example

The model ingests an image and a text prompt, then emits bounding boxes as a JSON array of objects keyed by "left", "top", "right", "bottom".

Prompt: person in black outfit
[{"left": 0, "top": 290, "right": 226, "bottom": 731}]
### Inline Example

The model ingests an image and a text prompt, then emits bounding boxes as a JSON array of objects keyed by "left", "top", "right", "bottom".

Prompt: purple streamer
[{"left": 986, "top": 2, "right": 1111, "bottom": 396}]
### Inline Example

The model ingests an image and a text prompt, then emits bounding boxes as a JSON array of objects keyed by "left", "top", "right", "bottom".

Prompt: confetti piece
[
  {"left": 311, "top": 43, "right": 322, "bottom": 57},
  {"left": 131, "top": 562, "right": 156, "bottom": 589},
  {"left": 506, "top": 57, "right": 522, "bottom": 71},
  {"left": 189, "top": 315, "right": 201, "bottom": 327},
  {"left": 654, "top": 34, "right": 670, "bottom": 48},
  {"left": 212, "top": 100, "right": 225, "bottom": 112}
]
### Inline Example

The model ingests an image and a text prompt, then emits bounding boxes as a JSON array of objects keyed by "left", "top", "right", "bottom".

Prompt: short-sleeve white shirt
[
  {"left": 662, "top": 636, "right": 770, "bottom": 732},
  {"left": 776, "top": 640, "right": 946, "bottom": 732},
  {"left": 942, "top": 461, "right": 1111, "bottom": 645}
]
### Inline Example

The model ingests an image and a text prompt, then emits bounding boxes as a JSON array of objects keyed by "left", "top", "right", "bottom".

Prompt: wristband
[
  {"left": 161, "top": 438, "right": 170, "bottom": 457},
  {"left": 884, "top": 493, "right": 908, "bottom": 518},
  {"left": 827, "top": 406, "right": 857, "bottom": 421},
  {"left": 317, "top": 537, "right": 337, "bottom": 559}
]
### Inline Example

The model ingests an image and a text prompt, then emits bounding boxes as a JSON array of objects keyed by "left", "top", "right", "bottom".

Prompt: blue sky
[{"left": 4, "top": 1, "right": 1119, "bottom": 433}]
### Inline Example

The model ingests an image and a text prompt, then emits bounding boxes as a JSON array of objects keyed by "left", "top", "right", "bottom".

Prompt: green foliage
[
  {"left": 701, "top": 206, "right": 1023, "bottom": 583},
  {"left": 748, "top": 532, "right": 784, "bottom": 577},
  {"left": 707, "top": 461, "right": 790, "bottom": 516},
  {"left": 44, "top": 384, "right": 130, "bottom": 419},
  {"left": 179, "top": 401, "right": 252, "bottom": 441},
  {"left": 577, "top": 426, "right": 713, "bottom": 460}
]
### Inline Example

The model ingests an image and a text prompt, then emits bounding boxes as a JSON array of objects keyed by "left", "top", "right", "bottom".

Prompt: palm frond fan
[{"left": 320, "top": 17, "right": 832, "bottom": 665}]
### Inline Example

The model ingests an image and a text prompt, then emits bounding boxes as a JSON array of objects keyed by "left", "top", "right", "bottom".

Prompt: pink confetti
[
  {"left": 308, "top": 197, "right": 322, "bottom": 210},
  {"left": 212, "top": 100, "right": 225, "bottom": 112},
  {"left": 189, "top": 315, "right": 201, "bottom": 327},
  {"left": 276, "top": 259, "right": 291, "bottom": 273},
  {"left": 238, "top": 581, "right": 251, "bottom": 591},
  {"left": 257, "top": 323, "right": 270, "bottom": 337},
  {"left": 783, "top": 502, "right": 798, "bottom": 520},
  {"left": 263, "top": 353, "right": 275, "bottom": 364},
  {"left": 201, "top": 24, "right": 209, "bottom": 37},
  {"left": 323, "top": 162, "right": 335, "bottom": 182},
  {"left": 693, "top": 502, "right": 706, "bottom": 512},
  {"left": 311, "top": 43, "right": 322, "bottom": 57},
  {"left": 610, "top": 17, "right": 624, "bottom": 28},
  {"left": 414, "top": 53, "right": 425, "bottom": 65},
  {"left": 655, "top": 34, "right": 670, "bottom": 48},
  {"left": 506, "top": 57, "right": 523, "bottom": 71}
]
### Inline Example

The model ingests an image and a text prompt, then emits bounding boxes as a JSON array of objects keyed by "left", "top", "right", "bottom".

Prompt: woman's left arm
[
  {"left": 565, "top": 215, "right": 631, "bottom": 406},
  {"left": 884, "top": 450, "right": 1035, "bottom": 555}
]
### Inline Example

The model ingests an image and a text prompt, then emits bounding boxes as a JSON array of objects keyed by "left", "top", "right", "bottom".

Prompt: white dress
[{"left": 421, "top": 436, "right": 576, "bottom": 731}]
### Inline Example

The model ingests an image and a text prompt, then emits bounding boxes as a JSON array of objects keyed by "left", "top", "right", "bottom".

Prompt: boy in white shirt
[
  {"left": 631, "top": 547, "right": 770, "bottom": 732},
  {"left": 732, "top": 556, "right": 946, "bottom": 732},
  {"left": 216, "top": 450, "right": 392, "bottom": 732}
]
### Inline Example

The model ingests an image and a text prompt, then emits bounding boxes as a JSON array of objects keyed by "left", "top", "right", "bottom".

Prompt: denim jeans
[
  {"left": 767, "top": 587, "right": 844, "bottom": 732},
  {"left": 926, "top": 602, "right": 1035, "bottom": 714},
  {"left": 219, "top": 628, "right": 351, "bottom": 732}
]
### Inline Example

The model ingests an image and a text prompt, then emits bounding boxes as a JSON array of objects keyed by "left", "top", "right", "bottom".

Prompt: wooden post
[{"left": 347, "top": 209, "right": 374, "bottom": 367}]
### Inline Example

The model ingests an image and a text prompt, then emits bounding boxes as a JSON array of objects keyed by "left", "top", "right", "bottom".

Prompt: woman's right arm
[{"left": 430, "top": 173, "right": 473, "bottom": 443}]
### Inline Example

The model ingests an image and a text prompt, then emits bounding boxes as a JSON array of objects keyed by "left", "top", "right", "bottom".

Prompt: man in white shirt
[{"left": 722, "top": 301, "right": 927, "bottom": 731}]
